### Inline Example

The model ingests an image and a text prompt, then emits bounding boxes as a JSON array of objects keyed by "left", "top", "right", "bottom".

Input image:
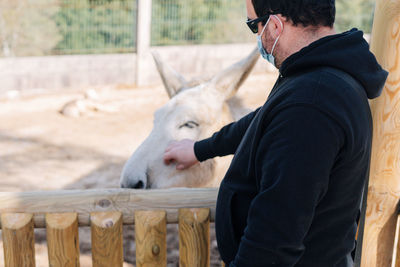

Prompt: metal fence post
[{"left": 136, "top": 0, "right": 153, "bottom": 86}]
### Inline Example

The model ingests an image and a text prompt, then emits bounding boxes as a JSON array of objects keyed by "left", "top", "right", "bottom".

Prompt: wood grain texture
[
  {"left": 1, "top": 213, "right": 35, "bottom": 267},
  {"left": 91, "top": 212, "right": 123, "bottom": 267},
  {"left": 361, "top": 0, "right": 400, "bottom": 266},
  {"left": 135, "top": 210, "right": 167, "bottom": 267},
  {"left": 0, "top": 188, "right": 217, "bottom": 228},
  {"left": 179, "top": 208, "right": 210, "bottom": 267},
  {"left": 46, "top": 213, "right": 80, "bottom": 267}
]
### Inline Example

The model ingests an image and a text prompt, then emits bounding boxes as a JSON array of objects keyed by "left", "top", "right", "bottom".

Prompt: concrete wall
[
  {"left": 0, "top": 43, "right": 274, "bottom": 96},
  {"left": 0, "top": 54, "right": 136, "bottom": 94},
  {"left": 0, "top": 34, "right": 371, "bottom": 96},
  {"left": 148, "top": 43, "right": 274, "bottom": 83}
]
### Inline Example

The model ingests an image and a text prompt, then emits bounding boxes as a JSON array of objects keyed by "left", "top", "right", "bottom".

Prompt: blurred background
[
  {"left": 0, "top": 0, "right": 376, "bottom": 96},
  {"left": 0, "top": 0, "right": 374, "bottom": 57},
  {"left": 0, "top": 0, "right": 375, "bottom": 94}
]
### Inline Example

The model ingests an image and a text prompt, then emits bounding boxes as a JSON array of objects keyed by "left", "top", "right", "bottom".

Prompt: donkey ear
[
  {"left": 152, "top": 51, "right": 189, "bottom": 98},
  {"left": 210, "top": 48, "right": 259, "bottom": 99}
]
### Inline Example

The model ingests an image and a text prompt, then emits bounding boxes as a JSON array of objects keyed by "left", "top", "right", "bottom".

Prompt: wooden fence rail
[
  {"left": 0, "top": 188, "right": 218, "bottom": 267},
  {"left": 0, "top": 188, "right": 218, "bottom": 228}
]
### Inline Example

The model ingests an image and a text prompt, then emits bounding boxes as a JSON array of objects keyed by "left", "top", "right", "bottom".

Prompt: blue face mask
[{"left": 257, "top": 15, "right": 283, "bottom": 68}]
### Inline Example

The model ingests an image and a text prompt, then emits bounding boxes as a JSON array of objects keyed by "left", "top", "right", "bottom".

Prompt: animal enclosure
[
  {"left": 0, "top": 188, "right": 218, "bottom": 267},
  {"left": 0, "top": 66, "right": 276, "bottom": 266},
  {"left": 0, "top": 0, "right": 398, "bottom": 264}
]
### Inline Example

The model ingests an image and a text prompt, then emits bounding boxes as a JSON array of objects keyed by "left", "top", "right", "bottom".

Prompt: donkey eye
[{"left": 179, "top": 121, "right": 199, "bottom": 129}]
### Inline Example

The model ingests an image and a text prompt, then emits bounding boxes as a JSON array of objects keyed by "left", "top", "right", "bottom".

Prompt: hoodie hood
[{"left": 280, "top": 29, "right": 388, "bottom": 99}]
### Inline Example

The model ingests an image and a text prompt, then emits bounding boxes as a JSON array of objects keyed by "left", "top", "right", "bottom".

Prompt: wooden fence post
[
  {"left": 91, "top": 212, "right": 123, "bottom": 267},
  {"left": 135, "top": 210, "right": 167, "bottom": 267},
  {"left": 1, "top": 213, "right": 35, "bottom": 267},
  {"left": 46, "top": 213, "right": 80, "bottom": 267},
  {"left": 361, "top": 0, "right": 400, "bottom": 266},
  {"left": 179, "top": 208, "right": 210, "bottom": 267}
]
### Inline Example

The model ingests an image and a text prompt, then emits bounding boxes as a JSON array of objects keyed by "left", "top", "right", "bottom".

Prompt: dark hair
[{"left": 251, "top": 0, "right": 336, "bottom": 27}]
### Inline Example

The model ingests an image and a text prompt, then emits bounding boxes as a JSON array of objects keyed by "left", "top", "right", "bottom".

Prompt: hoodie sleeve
[
  {"left": 194, "top": 107, "right": 261, "bottom": 162},
  {"left": 230, "top": 105, "right": 344, "bottom": 267}
]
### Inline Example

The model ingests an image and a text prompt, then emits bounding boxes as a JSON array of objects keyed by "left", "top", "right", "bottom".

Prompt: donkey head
[{"left": 120, "top": 48, "right": 259, "bottom": 189}]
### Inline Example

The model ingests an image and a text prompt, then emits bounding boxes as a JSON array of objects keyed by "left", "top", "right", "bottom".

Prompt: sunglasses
[{"left": 246, "top": 14, "right": 270, "bottom": 34}]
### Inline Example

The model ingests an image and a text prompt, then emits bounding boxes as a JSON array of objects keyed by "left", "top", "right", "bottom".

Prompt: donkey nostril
[{"left": 133, "top": 180, "right": 144, "bottom": 189}]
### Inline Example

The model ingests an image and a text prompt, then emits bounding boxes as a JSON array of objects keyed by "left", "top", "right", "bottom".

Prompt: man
[{"left": 164, "top": 0, "right": 388, "bottom": 266}]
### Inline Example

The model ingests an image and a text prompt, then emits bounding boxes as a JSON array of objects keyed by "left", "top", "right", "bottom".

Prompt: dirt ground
[{"left": 0, "top": 71, "right": 277, "bottom": 266}]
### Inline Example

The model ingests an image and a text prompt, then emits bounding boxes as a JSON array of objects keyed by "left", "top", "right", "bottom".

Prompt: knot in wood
[
  {"left": 98, "top": 199, "right": 111, "bottom": 208},
  {"left": 152, "top": 244, "right": 160, "bottom": 256},
  {"left": 104, "top": 219, "right": 114, "bottom": 228}
]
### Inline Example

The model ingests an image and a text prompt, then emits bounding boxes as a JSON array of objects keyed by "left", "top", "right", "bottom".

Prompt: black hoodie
[{"left": 194, "top": 29, "right": 388, "bottom": 267}]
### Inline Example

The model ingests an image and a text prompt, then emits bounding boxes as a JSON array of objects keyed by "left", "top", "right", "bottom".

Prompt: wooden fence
[
  {"left": 0, "top": 191, "right": 399, "bottom": 267},
  {"left": 0, "top": 188, "right": 219, "bottom": 267}
]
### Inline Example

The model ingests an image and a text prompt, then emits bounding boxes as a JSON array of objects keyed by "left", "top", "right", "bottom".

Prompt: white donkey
[{"left": 120, "top": 48, "right": 259, "bottom": 189}]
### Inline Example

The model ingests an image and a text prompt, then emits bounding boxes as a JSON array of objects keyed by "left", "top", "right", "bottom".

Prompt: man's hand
[{"left": 164, "top": 139, "right": 199, "bottom": 170}]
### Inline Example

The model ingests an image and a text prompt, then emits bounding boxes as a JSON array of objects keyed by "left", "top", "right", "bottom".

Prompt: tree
[
  {"left": 0, "top": 0, "right": 376, "bottom": 56},
  {"left": 0, "top": 0, "right": 61, "bottom": 56},
  {"left": 53, "top": 0, "right": 136, "bottom": 54},
  {"left": 151, "top": 0, "right": 253, "bottom": 45},
  {"left": 151, "top": 0, "right": 375, "bottom": 46},
  {"left": 335, "top": 0, "right": 375, "bottom": 33},
  {"left": 202, "top": 0, "right": 253, "bottom": 44}
]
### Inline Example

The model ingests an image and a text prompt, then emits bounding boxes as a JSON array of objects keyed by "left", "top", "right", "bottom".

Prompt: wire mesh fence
[
  {"left": 0, "top": 0, "right": 376, "bottom": 57},
  {"left": 53, "top": 0, "right": 137, "bottom": 55},
  {"left": 0, "top": 0, "right": 61, "bottom": 57},
  {"left": 151, "top": 0, "right": 253, "bottom": 46},
  {"left": 335, "top": 0, "right": 375, "bottom": 34},
  {"left": 0, "top": 0, "right": 137, "bottom": 57},
  {"left": 150, "top": 0, "right": 375, "bottom": 46}
]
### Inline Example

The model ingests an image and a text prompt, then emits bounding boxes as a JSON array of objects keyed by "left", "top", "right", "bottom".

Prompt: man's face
[
  {"left": 246, "top": 0, "right": 264, "bottom": 35},
  {"left": 246, "top": 0, "right": 275, "bottom": 53},
  {"left": 245, "top": 0, "right": 288, "bottom": 69}
]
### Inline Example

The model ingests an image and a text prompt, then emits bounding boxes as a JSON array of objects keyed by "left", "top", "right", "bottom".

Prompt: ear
[
  {"left": 209, "top": 47, "right": 259, "bottom": 99},
  {"left": 152, "top": 51, "right": 189, "bottom": 98},
  {"left": 270, "top": 15, "right": 284, "bottom": 38}
]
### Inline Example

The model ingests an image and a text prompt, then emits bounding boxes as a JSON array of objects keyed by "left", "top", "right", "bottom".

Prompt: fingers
[
  {"left": 165, "top": 141, "right": 178, "bottom": 152},
  {"left": 164, "top": 142, "right": 178, "bottom": 164},
  {"left": 165, "top": 145, "right": 172, "bottom": 153},
  {"left": 163, "top": 151, "right": 174, "bottom": 165},
  {"left": 164, "top": 149, "right": 186, "bottom": 170},
  {"left": 176, "top": 164, "right": 185, "bottom": 170},
  {"left": 163, "top": 139, "right": 196, "bottom": 170}
]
